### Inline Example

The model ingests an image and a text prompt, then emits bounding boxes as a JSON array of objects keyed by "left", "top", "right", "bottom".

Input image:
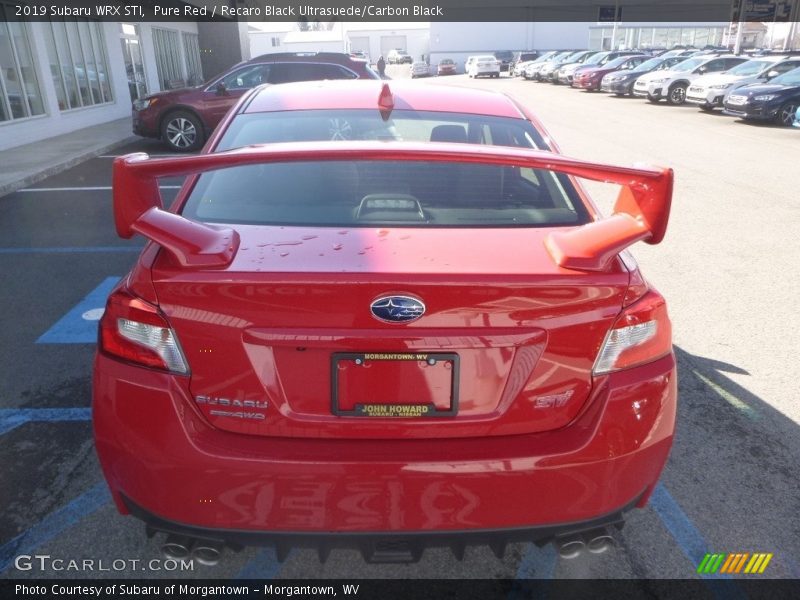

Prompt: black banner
[
  {"left": 2, "top": 0, "right": 758, "bottom": 23},
  {"left": 3, "top": 579, "right": 800, "bottom": 600}
]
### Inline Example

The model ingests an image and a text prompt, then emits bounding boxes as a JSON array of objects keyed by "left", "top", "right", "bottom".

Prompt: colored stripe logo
[{"left": 697, "top": 552, "right": 773, "bottom": 574}]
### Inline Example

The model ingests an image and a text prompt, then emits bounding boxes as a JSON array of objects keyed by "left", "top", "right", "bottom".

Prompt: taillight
[
  {"left": 593, "top": 291, "right": 672, "bottom": 374},
  {"left": 99, "top": 287, "right": 189, "bottom": 374}
]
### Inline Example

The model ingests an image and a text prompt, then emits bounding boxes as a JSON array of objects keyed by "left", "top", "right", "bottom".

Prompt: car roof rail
[{"left": 252, "top": 51, "right": 352, "bottom": 61}]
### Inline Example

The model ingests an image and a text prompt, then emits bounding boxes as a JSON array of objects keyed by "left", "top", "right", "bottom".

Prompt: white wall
[
  {"left": 348, "top": 28, "right": 429, "bottom": 63},
  {"left": 249, "top": 27, "right": 429, "bottom": 63},
  {"left": 429, "top": 22, "right": 591, "bottom": 72},
  {"left": 249, "top": 31, "right": 288, "bottom": 57}
]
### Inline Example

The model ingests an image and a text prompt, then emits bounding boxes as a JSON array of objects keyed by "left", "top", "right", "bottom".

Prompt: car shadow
[
  {"left": 732, "top": 118, "right": 791, "bottom": 129},
  {"left": 658, "top": 345, "right": 800, "bottom": 578}
]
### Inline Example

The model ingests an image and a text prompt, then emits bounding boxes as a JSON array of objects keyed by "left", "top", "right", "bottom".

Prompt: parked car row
[{"left": 511, "top": 48, "right": 800, "bottom": 127}]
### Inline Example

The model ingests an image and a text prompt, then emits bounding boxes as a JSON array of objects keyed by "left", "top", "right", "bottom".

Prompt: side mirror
[
  {"left": 765, "top": 70, "right": 779, "bottom": 80},
  {"left": 696, "top": 66, "right": 707, "bottom": 74},
  {"left": 215, "top": 82, "right": 227, "bottom": 96}
]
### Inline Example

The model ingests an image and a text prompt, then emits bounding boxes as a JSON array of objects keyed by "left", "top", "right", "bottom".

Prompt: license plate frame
[{"left": 331, "top": 352, "right": 459, "bottom": 418}]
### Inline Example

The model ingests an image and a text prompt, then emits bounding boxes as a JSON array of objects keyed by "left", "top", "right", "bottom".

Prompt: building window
[
  {"left": 120, "top": 23, "right": 147, "bottom": 102},
  {"left": 271, "top": 36, "right": 280, "bottom": 47},
  {"left": 0, "top": 4, "right": 45, "bottom": 122},
  {"left": 182, "top": 32, "right": 203, "bottom": 86},
  {"left": 589, "top": 25, "right": 727, "bottom": 51},
  {"left": 43, "top": 19, "right": 112, "bottom": 111},
  {"left": 152, "top": 27, "right": 184, "bottom": 90}
]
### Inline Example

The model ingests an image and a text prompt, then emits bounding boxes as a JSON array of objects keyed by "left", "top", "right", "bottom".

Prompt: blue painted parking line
[
  {"left": 507, "top": 543, "right": 557, "bottom": 599},
  {"left": 0, "top": 408, "right": 91, "bottom": 436},
  {"left": 36, "top": 276, "right": 120, "bottom": 344},
  {"left": 235, "top": 547, "right": 285, "bottom": 580},
  {"left": 0, "top": 482, "right": 111, "bottom": 573},
  {"left": 514, "top": 543, "right": 558, "bottom": 579},
  {"left": 651, "top": 484, "right": 712, "bottom": 571},
  {"left": 652, "top": 484, "right": 745, "bottom": 599},
  {"left": 0, "top": 246, "right": 140, "bottom": 254}
]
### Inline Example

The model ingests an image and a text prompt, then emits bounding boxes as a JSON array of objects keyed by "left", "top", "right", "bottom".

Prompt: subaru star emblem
[{"left": 370, "top": 296, "right": 425, "bottom": 323}]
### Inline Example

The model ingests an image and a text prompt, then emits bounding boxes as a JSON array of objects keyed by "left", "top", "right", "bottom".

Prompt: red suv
[{"left": 132, "top": 52, "right": 378, "bottom": 152}]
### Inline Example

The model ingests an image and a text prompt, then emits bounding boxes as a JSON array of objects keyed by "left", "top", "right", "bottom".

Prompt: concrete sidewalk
[{"left": 0, "top": 118, "right": 136, "bottom": 197}]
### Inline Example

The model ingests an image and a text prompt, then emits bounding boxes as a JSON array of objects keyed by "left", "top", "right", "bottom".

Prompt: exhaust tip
[
  {"left": 583, "top": 528, "right": 615, "bottom": 554},
  {"left": 555, "top": 537, "right": 585, "bottom": 559},
  {"left": 161, "top": 535, "right": 194, "bottom": 561},
  {"left": 192, "top": 541, "right": 224, "bottom": 566}
]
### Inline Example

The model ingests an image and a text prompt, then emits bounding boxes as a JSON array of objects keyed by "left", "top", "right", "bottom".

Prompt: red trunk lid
[{"left": 151, "top": 225, "right": 629, "bottom": 439}]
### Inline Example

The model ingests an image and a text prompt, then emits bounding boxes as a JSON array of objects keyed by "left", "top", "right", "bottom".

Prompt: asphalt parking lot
[{"left": 1, "top": 68, "right": 799, "bottom": 584}]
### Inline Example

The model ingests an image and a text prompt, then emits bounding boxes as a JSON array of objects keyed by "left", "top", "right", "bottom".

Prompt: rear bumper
[
  {"left": 123, "top": 491, "right": 640, "bottom": 562},
  {"left": 93, "top": 352, "right": 676, "bottom": 537}
]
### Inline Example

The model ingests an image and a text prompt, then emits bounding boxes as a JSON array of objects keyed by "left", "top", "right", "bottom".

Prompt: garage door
[
  {"left": 349, "top": 36, "right": 370, "bottom": 57},
  {"left": 380, "top": 35, "right": 406, "bottom": 58}
]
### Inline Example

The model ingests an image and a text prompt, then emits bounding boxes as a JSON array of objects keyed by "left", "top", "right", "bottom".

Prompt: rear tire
[{"left": 161, "top": 110, "right": 204, "bottom": 153}]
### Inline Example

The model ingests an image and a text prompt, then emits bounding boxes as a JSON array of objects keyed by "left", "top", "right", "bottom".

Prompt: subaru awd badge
[{"left": 370, "top": 296, "right": 425, "bottom": 323}]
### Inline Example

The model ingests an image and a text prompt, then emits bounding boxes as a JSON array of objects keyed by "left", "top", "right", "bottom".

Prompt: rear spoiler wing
[{"left": 113, "top": 142, "right": 672, "bottom": 270}]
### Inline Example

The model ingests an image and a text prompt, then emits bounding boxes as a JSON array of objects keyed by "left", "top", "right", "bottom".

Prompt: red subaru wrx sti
[{"left": 93, "top": 80, "right": 676, "bottom": 564}]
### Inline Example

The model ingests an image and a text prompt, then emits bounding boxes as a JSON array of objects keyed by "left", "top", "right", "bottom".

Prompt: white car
[
  {"left": 633, "top": 55, "right": 748, "bottom": 104},
  {"left": 513, "top": 51, "right": 558, "bottom": 77},
  {"left": 513, "top": 60, "right": 534, "bottom": 77},
  {"left": 553, "top": 51, "right": 600, "bottom": 84},
  {"left": 538, "top": 51, "right": 583, "bottom": 82},
  {"left": 466, "top": 55, "right": 500, "bottom": 78},
  {"left": 387, "top": 49, "right": 412, "bottom": 65},
  {"left": 686, "top": 56, "right": 800, "bottom": 110},
  {"left": 410, "top": 61, "right": 431, "bottom": 78},
  {"left": 525, "top": 51, "right": 572, "bottom": 80}
]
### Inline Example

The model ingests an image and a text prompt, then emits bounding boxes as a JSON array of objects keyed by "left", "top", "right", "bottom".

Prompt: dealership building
[
  {"left": 0, "top": 8, "right": 250, "bottom": 152},
  {"left": 2, "top": 7, "right": 799, "bottom": 152},
  {"left": 427, "top": 22, "right": 736, "bottom": 71}
]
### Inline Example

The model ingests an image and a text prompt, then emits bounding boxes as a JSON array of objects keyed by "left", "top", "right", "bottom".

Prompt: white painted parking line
[{"left": 18, "top": 186, "right": 182, "bottom": 192}]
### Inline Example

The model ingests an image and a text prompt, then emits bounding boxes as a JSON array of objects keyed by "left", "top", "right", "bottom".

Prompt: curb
[{"left": 0, "top": 134, "right": 139, "bottom": 198}]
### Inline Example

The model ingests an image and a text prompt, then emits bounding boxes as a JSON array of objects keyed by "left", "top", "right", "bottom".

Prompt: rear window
[{"left": 181, "top": 110, "right": 589, "bottom": 229}]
